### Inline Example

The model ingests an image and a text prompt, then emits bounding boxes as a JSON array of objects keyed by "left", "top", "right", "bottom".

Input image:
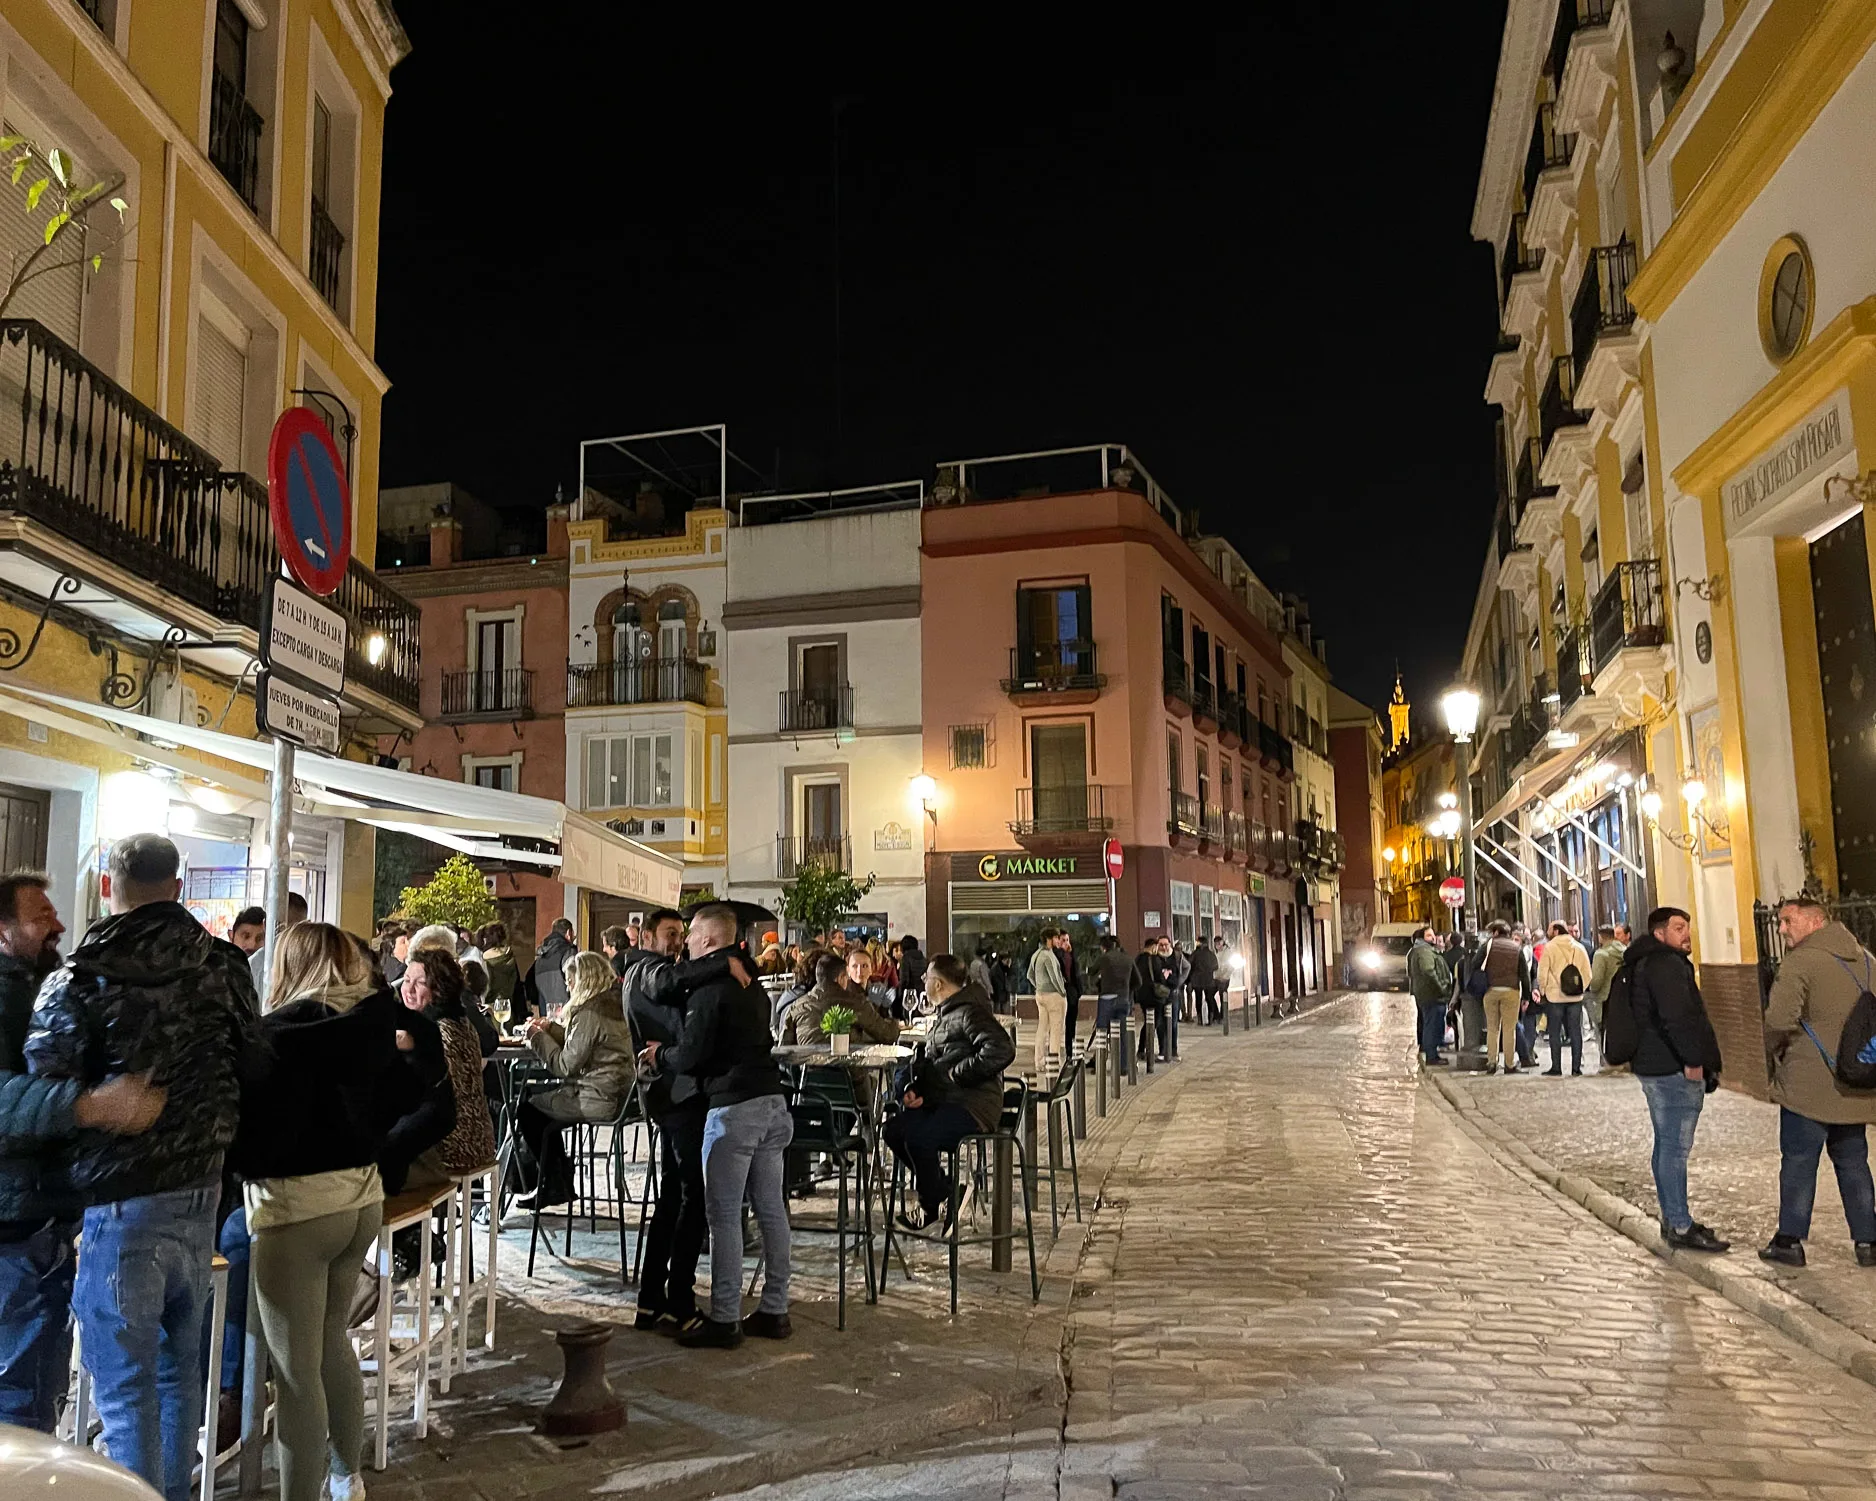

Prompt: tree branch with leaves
[{"left": 0, "top": 133, "right": 130, "bottom": 321}]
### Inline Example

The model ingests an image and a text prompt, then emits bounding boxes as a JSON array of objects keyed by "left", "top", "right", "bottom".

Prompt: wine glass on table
[{"left": 491, "top": 995, "right": 512, "bottom": 1037}]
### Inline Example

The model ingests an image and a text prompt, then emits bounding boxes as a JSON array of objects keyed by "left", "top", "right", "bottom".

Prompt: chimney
[
  {"left": 545, "top": 501, "right": 570, "bottom": 558},
  {"left": 428, "top": 513, "right": 461, "bottom": 567}
]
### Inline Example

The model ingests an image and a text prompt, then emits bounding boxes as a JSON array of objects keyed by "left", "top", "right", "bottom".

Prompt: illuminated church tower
[{"left": 1388, "top": 673, "right": 1410, "bottom": 752}]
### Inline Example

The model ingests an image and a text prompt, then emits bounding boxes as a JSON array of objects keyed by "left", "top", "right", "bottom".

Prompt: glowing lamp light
[
  {"left": 99, "top": 770, "right": 171, "bottom": 842},
  {"left": 1437, "top": 791, "right": 1458, "bottom": 810},
  {"left": 166, "top": 802, "right": 197, "bottom": 836},
  {"left": 1440, "top": 686, "right": 1481, "bottom": 742},
  {"left": 1382, "top": 847, "right": 1397, "bottom": 864},
  {"left": 1438, "top": 809, "right": 1462, "bottom": 839},
  {"left": 366, "top": 632, "right": 389, "bottom": 667},
  {"left": 1640, "top": 789, "right": 1664, "bottom": 820},
  {"left": 1682, "top": 779, "right": 1708, "bottom": 809},
  {"left": 1228, "top": 952, "right": 1245, "bottom": 971},
  {"left": 908, "top": 774, "right": 937, "bottom": 811}
]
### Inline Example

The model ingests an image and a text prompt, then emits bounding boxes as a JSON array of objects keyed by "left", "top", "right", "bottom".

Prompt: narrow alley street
[{"left": 725, "top": 994, "right": 1876, "bottom": 1500}]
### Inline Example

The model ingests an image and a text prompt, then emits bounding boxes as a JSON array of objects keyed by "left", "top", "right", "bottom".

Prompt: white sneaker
[{"left": 327, "top": 1474, "right": 367, "bottom": 1501}]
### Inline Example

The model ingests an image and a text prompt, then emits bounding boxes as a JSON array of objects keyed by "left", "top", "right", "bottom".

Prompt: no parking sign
[{"left": 267, "top": 408, "right": 352, "bottom": 596}]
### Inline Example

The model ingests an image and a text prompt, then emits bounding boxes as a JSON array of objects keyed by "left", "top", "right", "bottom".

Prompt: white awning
[{"left": 0, "top": 685, "right": 683, "bottom": 906}]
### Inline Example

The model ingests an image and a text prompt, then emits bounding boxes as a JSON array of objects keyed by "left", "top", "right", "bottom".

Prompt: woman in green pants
[{"left": 233, "top": 923, "right": 428, "bottom": 1501}]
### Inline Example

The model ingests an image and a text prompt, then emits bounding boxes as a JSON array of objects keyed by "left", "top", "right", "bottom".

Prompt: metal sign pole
[{"left": 262, "top": 737, "right": 294, "bottom": 1008}]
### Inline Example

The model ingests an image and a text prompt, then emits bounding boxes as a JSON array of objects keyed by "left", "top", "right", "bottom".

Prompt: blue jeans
[
  {"left": 701, "top": 1094, "right": 793, "bottom": 1325},
  {"left": 1415, "top": 1000, "right": 1447, "bottom": 1060},
  {"left": 1777, "top": 1108, "right": 1876, "bottom": 1244},
  {"left": 217, "top": 1206, "right": 250, "bottom": 1393},
  {"left": 884, "top": 1102, "right": 977, "bottom": 1215},
  {"left": 1638, "top": 1073, "right": 1705, "bottom": 1233},
  {"left": 1545, "top": 1001, "right": 1585, "bottom": 1072},
  {"left": 1094, "top": 993, "right": 1128, "bottom": 1030},
  {"left": 0, "top": 1216, "right": 78, "bottom": 1431},
  {"left": 75, "top": 1184, "right": 220, "bottom": 1501}
]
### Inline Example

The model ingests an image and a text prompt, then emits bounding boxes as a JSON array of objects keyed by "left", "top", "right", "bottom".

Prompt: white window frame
[
  {"left": 465, "top": 606, "right": 524, "bottom": 673},
  {"left": 462, "top": 751, "right": 521, "bottom": 792},
  {"left": 584, "top": 732, "right": 676, "bottom": 811},
  {"left": 303, "top": 22, "right": 361, "bottom": 323},
  {"left": 199, "top": 0, "right": 284, "bottom": 232},
  {"left": 185, "top": 230, "right": 285, "bottom": 476},
  {"left": 1169, "top": 880, "right": 1194, "bottom": 918}
]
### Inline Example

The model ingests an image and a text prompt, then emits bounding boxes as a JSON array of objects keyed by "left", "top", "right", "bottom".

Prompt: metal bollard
[
  {"left": 1113, "top": 1026, "right": 1126, "bottom": 1098},
  {"left": 1222, "top": 991, "right": 1231, "bottom": 1036},
  {"left": 1048, "top": 1085, "right": 1063, "bottom": 1168},
  {"left": 1072, "top": 1057, "right": 1088, "bottom": 1138},
  {"left": 1022, "top": 1087, "right": 1039, "bottom": 1207},
  {"left": 1124, "top": 1022, "right": 1139, "bottom": 1087},
  {"left": 1093, "top": 1034, "right": 1109, "bottom": 1117}
]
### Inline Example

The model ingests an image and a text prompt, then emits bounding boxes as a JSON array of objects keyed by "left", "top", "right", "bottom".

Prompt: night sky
[{"left": 375, "top": 7, "right": 1507, "bottom": 717}]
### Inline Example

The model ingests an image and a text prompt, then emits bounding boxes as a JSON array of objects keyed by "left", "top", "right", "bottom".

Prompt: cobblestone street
[{"left": 724, "top": 993, "right": 1876, "bottom": 1500}]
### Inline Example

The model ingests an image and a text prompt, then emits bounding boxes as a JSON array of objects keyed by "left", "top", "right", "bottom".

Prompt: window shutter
[
  {"left": 0, "top": 127, "right": 85, "bottom": 346},
  {"left": 195, "top": 312, "right": 248, "bottom": 470},
  {"left": 586, "top": 739, "right": 607, "bottom": 809}
]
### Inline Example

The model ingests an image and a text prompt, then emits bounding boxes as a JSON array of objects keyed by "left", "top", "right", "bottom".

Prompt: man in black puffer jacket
[
  {"left": 27, "top": 834, "right": 255, "bottom": 1501},
  {"left": 0, "top": 872, "right": 164, "bottom": 1432}
]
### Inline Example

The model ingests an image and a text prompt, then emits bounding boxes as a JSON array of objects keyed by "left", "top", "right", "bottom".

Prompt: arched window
[
  {"left": 611, "top": 602, "right": 646, "bottom": 663},
  {"left": 657, "top": 598, "right": 688, "bottom": 660}
]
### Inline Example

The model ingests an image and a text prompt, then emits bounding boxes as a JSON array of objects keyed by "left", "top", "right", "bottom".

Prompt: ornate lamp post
[{"left": 1440, "top": 685, "right": 1484, "bottom": 1067}]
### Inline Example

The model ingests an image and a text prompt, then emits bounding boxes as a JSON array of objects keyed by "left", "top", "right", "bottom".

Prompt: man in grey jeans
[{"left": 641, "top": 903, "right": 793, "bottom": 1349}]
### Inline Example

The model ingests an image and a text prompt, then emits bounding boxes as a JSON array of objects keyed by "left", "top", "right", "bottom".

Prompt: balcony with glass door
[
  {"left": 568, "top": 657, "right": 708, "bottom": 709},
  {"left": 1005, "top": 584, "right": 1103, "bottom": 705},
  {"left": 441, "top": 667, "right": 534, "bottom": 722},
  {"left": 208, "top": 0, "right": 263, "bottom": 211}
]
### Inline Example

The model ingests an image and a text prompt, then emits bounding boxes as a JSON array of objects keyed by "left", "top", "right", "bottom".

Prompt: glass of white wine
[{"left": 491, "top": 996, "right": 512, "bottom": 1036}]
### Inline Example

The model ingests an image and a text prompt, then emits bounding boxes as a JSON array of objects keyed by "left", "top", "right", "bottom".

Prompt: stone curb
[{"left": 1426, "top": 1067, "right": 1876, "bottom": 1390}]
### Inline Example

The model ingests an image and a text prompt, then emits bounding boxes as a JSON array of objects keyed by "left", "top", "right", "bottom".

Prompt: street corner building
[
  {"left": 916, "top": 445, "right": 1347, "bottom": 1006},
  {"left": 1466, "top": 0, "right": 1876, "bottom": 1093}
]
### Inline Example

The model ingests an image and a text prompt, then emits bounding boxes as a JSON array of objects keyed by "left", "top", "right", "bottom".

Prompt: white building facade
[{"left": 723, "top": 504, "right": 926, "bottom": 941}]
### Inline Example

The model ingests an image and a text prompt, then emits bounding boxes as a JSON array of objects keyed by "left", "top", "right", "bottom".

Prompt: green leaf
[
  {"left": 24, "top": 177, "right": 48, "bottom": 211},
  {"left": 42, "top": 211, "right": 70, "bottom": 246},
  {"left": 0, "top": 135, "right": 25, "bottom": 153},
  {"left": 46, "top": 149, "right": 71, "bottom": 189},
  {"left": 9, "top": 158, "right": 27, "bottom": 186},
  {"left": 109, "top": 196, "right": 127, "bottom": 220},
  {"left": 89, "top": 254, "right": 102, "bottom": 273}
]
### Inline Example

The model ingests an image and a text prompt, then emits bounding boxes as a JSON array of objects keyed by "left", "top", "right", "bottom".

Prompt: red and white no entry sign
[
  {"left": 1103, "top": 837, "right": 1124, "bottom": 880},
  {"left": 1439, "top": 876, "right": 1466, "bottom": 908}
]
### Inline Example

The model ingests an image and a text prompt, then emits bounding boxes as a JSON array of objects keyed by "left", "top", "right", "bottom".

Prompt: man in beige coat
[
  {"left": 1535, "top": 921, "right": 1593, "bottom": 1076},
  {"left": 1761, "top": 897, "right": 1876, "bottom": 1268}
]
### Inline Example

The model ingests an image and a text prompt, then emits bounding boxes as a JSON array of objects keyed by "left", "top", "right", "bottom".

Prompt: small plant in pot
[{"left": 819, "top": 1004, "right": 857, "bottom": 1054}]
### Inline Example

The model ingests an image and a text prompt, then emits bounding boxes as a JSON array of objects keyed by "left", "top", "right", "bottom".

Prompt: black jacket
[
  {"left": 27, "top": 902, "right": 255, "bottom": 1206},
  {"left": 1626, "top": 933, "right": 1724, "bottom": 1079},
  {"left": 916, "top": 981, "right": 1015, "bottom": 1132},
  {"left": 524, "top": 931, "right": 576, "bottom": 1016},
  {"left": 1133, "top": 950, "right": 1179, "bottom": 1006},
  {"left": 231, "top": 988, "right": 427, "bottom": 1182},
  {"left": 378, "top": 1006, "right": 454, "bottom": 1194},
  {"left": 898, "top": 942, "right": 928, "bottom": 1000},
  {"left": 1186, "top": 945, "right": 1219, "bottom": 987},
  {"left": 1059, "top": 945, "right": 1082, "bottom": 1008},
  {"left": 621, "top": 947, "right": 732, "bottom": 1118},
  {"left": 659, "top": 948, "right": 783, "bottom": 1109},
  {"left": 1095, "top": 945, "right": 1132, "bottom": 998},
  {"left": 0, "top": 953, "right": 82, "bottom": 1225}
]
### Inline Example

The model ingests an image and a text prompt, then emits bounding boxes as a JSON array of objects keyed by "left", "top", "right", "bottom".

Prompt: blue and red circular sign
[{"left": 267, "top": 408, "right": 352, "bottom": 597}]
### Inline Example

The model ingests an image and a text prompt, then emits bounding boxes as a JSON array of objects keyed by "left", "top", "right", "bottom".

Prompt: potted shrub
[{"left": 819, "top": 1004, "right": 857, "bottom": 1055}]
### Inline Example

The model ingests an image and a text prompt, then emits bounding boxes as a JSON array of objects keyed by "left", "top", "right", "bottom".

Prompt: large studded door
[{"left": 1812, "top": 511, "right": 1876, "bottom": 895}]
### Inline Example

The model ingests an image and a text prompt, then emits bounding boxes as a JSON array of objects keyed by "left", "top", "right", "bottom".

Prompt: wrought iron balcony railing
[
  {"left": 1162, "top": 649, "right": 1191, "bottom": 703},
  {"left": 1200, "top": 801, "right": 1225, "bottom": 845},
  {"left": 0, "top": 319, "right": 419, "bottom": 711},
  {"left": 1258, "top": 719, "right": 1294, "bottom": 775},
  {"left": 1225, "top": 809, "right": 1247, "bottom": 859},
  {"left": 1192, "top": 677, "right": 1217, "bottom": 726},
  {"left": 208, "top": 70, "right": 264, "bottom": 210},
  {"left": 1550, "top": 0, "right": 1615, "bottom": 84},
  {"left": 1168, "top": 790, "right": 1202, "bottom": 838},
  {"left": 1589, "top": 558, "right": 1665, "bottom": 673},
  {"left": 1538, "top": 356, "right": 1586, "bottom": 450},
  {"left": 441, "top": 667, "right": 534, "bottom": 720},
  {"left": 1522, "top": 100, "right": 1576, "bottom": 213},
  {"left": 568, "top": 657, "right": 708, "bottom": 709},
  {"left": 1010, "top": 783, "right": 1113, "bottom": 836},
  {"left": 1557, "top": 622, "right": 1594, "bottom": 714},
  {"left": 309, "top": 196, "right": 346, "bottom": 310},
  {"left": 777, "top": 833, "right": 851, "bottom": 879},
  {"left": 1571, "top": 237, "right": 1638, "bottom": 387},
  {"left": 1498, "top": 211, "right": 1543, "bottom": 304},
  {"left": 780, "top": 685, "right": 854, "bottom": 733},
  {"left": 1002, "top": 640, "right": 1104, "bottom": 696}
]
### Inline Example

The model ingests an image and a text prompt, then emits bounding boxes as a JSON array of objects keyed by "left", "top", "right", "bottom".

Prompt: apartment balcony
[
  {"left": 1248, "top": 818, "right": 1272, "bottom": 872},
  {"left": 777, "top": 833, "right": 851, "bottom": 879},
  {"left": 0, "top": 318, "right": 419, "bottom": 727},
  {"left": 1162, "top": 649, "right": 1192, "bottom": 718},
  {"left": 1515, "top": 434, "right": 1566, "bottom": 552},
  {"left": 568, "top": 657, "right": 708, "bottom": 710},
  {"left": 74, "top": 0, "right": 108, "bottom": 28},
  {"left": 1553, "top": 0, "right": 1620, "bottom": 135},
  {"left": 208, "top": 70, "right": 263, "bottom": 211},
  {"left": 1192, "top": 677, "right": 1218, "bottom": 733},
  {"left": 1555, "top": 620, "right": 1600, "bottom": 731},
  {"left": 1217, "top": 689, "right": 1244, "bottom": 749},
  {"left": 1500, "top": 213, "right": 1549, "bottom": 347},
  {"left": 1002, "top": 640, "right": 1104, "bottom": 706},
  {"left": 1257, "top": 719, "right": 1295, "bottom": 780},
  {"left": 1009, "top": 783, "right": 1114, "bottom": 853},
  {"left": 440, "top": 667, "right": 534, "bottom": 722},
  {"left": 1523, "top": 101, "right": 1581, "bottom": 258},
  {"left": 779, "top": 684, "right": 853, "bottom": 735},
  {"left": 1589, "top": 558, "right": 1671, "bottom": 715},
  {"left": 1168, "top": 790, "right": 1202, "bottom": 847},
  {"left": 1225, "top": 809, "right": 1248, "bottom": 862},
  {"left": 1571, "top": 238, "right": 1642, "bottom": 418},
  {"left": 1486, "top": 333, "right": 1523, "bottom": 411},
  {"left": 309, "top": 196, "right": 346, "bottom": 311},
  {"left": 1538, "top": 356, "right": 1594, "bottom": 490},
  {"left": 1198, "top": 801, "right": 1224, "bottom": 854}
]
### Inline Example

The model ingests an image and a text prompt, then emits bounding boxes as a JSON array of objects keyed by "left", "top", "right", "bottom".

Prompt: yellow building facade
[{"left": 0, "top": 0, "right": 415, "bottom": 936}]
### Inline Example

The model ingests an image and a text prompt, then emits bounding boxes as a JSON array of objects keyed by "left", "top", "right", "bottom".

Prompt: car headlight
[{"left": 1359, "top": 951, "right": 1380, "bottom": 970}]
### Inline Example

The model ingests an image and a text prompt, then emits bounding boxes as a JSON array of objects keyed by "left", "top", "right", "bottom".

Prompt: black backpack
[
  {"left": 1602, "top": 962, "right": 1640, "bottom": 1065},
  {"left": 1560, "top": 962, "right": 1585, "bottom": 997},
  {"left": 1800, "top": 952, "right": 1876, "bottom": 1090}
]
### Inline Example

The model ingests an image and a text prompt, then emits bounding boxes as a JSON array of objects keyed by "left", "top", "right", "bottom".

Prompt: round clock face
[
  {"left": 1695, "top": 620, "right": 1712, "bottom": 665},
  {"left": 1768, "top": 251, "right": 1809, "bottom": 359}
]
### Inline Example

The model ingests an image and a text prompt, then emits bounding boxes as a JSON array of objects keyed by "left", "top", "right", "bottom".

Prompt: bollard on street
[
  {"left": 991, "top": 1136, "right": 1014, "bottom": 1272},
  {"left": 1093, "top": 1033, "right": 1109, "bottom": 1116},
  {"left": 1222, "top": 991, "right": 1231, "bottom": 1036},
  {"left": 1124, "top": 1021, "right": 1139, "bottom": 1087},
  {"left": 1073, "top": 1055, "right": 1088, "bottom": 1137},
  {"left": 1021, "top": 1083, "right": 1039, "bottom": 1207}
]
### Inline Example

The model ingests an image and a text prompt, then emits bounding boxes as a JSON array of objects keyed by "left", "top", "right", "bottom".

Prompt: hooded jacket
[
  {"left": 916, "top": 980, "right": 1015, "bottom": 1132},
  {"left": 0, "top": 952, "right": 83, "bottom": 1225},
  {"left": 780, "top": 978, "right": 901, "bottom": 1047},
  {"left": 525, "top": 928, "right": 577, "bottom": 1015},
  {"left": 1765, "top": 920, "right": 1876, "bottom": 1124},
  {"left": 1537, "top": 933, "right": 1592, "bottom": 1002},
  {"left": 26, "top": 901, "right": 255, "bottom": 1205},
  {"left": 1407, "top": 938, "right": 1452, "bottom": 1005},
  {"left": 1626, "top": 932, "right": 1723, "bottom": 1079}
]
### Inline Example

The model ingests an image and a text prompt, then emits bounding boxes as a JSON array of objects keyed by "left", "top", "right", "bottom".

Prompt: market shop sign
[{"left": 954, "top": 852, "right": 1085, "bottom": 882}]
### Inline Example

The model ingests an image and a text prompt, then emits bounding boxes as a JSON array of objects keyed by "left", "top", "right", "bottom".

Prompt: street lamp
[
  {"left": 909, "top": 774, "right": 938, "bottom": 851},
  {"left": 1439, "top": 684, "right": 1485, "bottom": 1068}
]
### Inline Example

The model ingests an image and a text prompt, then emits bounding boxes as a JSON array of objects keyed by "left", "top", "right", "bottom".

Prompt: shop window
[{"left": 1170, "top": 880, "right": 1195, "bottom": 947}]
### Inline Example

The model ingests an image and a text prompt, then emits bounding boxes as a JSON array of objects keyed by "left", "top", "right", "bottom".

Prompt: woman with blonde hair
[
  {"left": 517, "top": 948, "right": 636, "bottom": 1208},
  {"left": 231, "top": 923, "right": 429, "bottom": 1501}
]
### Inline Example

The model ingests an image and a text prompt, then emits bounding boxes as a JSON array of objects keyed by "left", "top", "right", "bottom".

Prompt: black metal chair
[
  {"left": 783, "top": 1085, "right": 876, "bottom": 1328},
  {"left": 1038, "top": 1057, "right": 1083, "bottom": 1237},
  {"left": 525, "top": 1081, "right": 650, "bottom": 1285},
  {"left": 879, "top": 1077, "right": 1040, "bottom": 1316}
]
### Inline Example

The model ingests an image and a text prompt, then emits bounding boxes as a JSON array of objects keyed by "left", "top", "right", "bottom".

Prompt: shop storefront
[
  {"left": 944, "top": 849, "right": 1113, "bottom": 984},
  {"left": 1525, "top": 733, "right": 1652, "bottom": 936}
]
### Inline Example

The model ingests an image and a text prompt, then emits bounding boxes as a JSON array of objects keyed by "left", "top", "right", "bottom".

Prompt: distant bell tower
[{"left": 1388, "top": 672, "right": 1411, "bottom": 752}]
